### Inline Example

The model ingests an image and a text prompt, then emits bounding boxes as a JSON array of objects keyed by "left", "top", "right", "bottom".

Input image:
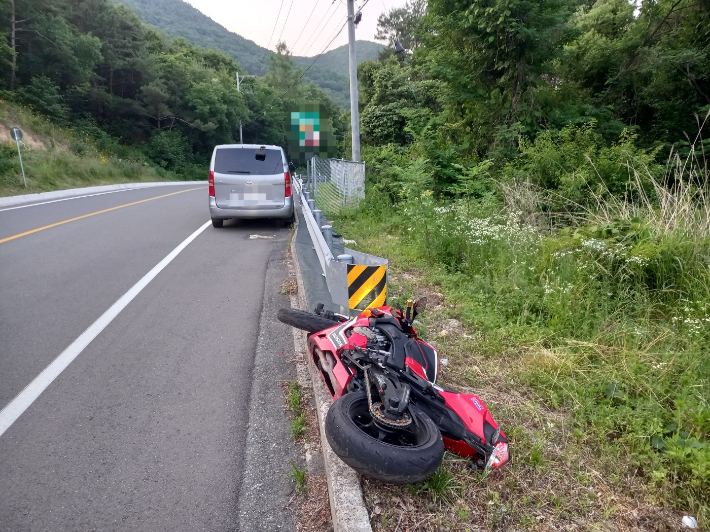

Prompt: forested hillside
[
  {"left": 110, "top": 0, "right": 383, "bottom": 107},
  {"left": 0, "top": 0, "right": 344, "bottom": 195}
]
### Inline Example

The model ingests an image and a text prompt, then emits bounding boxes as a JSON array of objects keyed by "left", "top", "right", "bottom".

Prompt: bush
[
  {"left": 147, "top": 130, "right": 191, "bottom": 170},
  {"left": 502, "top": 124, "right": 663, "bottom": 210},
  {"left": 0, "top": 143, "right": 20, "bottom": 177},
  {"left": 16, "top": 76, "right": 68, "bottom": 122}
]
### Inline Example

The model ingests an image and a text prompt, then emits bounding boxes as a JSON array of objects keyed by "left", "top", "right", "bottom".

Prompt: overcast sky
[{"left": 183, "top": 0, "right": 407, "bottom": 56}]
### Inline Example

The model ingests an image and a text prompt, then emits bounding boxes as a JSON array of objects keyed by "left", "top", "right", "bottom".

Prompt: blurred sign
[
  {"left": 288, "top": 104, "right": 338, "bottom": 163},
  {"left": 10, "top": 127, "right": 22, "bottom": 141}
]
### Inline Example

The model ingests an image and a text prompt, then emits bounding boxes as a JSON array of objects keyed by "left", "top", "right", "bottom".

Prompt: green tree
[{"left": 375, "top": 0, "right": 427, "bottom": 53}]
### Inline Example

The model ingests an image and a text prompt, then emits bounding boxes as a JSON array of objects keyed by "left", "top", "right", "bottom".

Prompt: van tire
[{"left": 211, "top": 218, "right": 223, "bottom": 228}]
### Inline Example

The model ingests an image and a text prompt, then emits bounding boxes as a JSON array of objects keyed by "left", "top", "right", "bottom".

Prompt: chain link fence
[{"left": 305, "top": 156, "right": 365, "bottom": 216}]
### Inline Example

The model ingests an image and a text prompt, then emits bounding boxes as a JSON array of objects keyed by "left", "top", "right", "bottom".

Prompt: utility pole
[
  {"left": 347, "top": 0, "right": 361, "bottom": 162},
  {"left": 236, "top": 72, "right": 256, "bottom": 144}
]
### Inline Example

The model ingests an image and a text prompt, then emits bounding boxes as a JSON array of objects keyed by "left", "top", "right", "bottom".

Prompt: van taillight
[
  {"left": 284, "top": 171, "right": 292, "bottom": 198},
  {"left": 209, "top": 170, "right": 215, "bottom": 197}
]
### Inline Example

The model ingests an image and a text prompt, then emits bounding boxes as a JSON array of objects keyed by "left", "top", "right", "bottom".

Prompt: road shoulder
[
  {"left": 238, "top": 252, "right": 301, "bottom": 531},
  {"left": 289, "top": 204, "right": 373, "bottom": 532}
]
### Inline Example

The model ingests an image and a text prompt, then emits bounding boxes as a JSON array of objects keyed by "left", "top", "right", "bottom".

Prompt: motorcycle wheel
[
  {"left": 276, "top": 308, "right": 339, "bottom": 334},
  {"left": 325, "top": 392, "right": 444, "bottom": 484}
]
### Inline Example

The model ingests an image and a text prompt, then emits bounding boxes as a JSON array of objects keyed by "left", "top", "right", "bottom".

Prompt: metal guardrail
[{"left": 295, "top": 177, "right": 387, "bottom": 312}]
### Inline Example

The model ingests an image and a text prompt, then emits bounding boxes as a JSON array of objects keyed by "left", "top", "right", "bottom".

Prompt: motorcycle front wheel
[{"left": 325, "top": 392, "right": 444, "bottom": 484}]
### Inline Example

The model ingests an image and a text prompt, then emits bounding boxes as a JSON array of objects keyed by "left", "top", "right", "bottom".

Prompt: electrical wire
[
  {"left": 286, "top": 19, "right": 348, "bottom": 93},
  {"left": 290, "top": 0, "right": 324, "bottom": 52},
  {"left": 276, "top": 0, "right": 296, "bottom": 48},
  {"left": 265, "top": 0, "right": 287, "bottom": 52},
  {"left": 295, "top": 0, "right": 340, "bottom": 56},
  {"left": 301, "top": 6, "right": 343, "bottom": 56}
]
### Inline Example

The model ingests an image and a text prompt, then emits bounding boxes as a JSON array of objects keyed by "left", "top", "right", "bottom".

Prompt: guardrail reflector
[{"left": 348, "top": 264, "right": 387, "bottom": 310}]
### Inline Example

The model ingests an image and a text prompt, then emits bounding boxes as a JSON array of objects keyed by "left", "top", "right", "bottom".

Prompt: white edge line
[
  {"left": 0, "top": 220, "right": 212, "bottom": 438},
  {"left": 0, "top": 188, "right": 141, "bottom": 212}
]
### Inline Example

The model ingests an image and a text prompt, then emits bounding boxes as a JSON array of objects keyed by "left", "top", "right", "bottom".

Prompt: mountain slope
[{"left": 111, "top": 0, "right": 383, "bottom": 107}]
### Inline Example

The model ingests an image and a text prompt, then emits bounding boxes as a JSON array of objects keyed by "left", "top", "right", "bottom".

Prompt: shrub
[{"left": 147, "top": 130, "right": 191, "bottom": 170}]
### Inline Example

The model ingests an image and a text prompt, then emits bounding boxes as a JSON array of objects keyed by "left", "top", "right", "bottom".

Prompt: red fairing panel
[
  {"left": 442, "top": 436, "right": 478, "bottom": 458},
  {"left": 307, "top": 324, "right": 354, "bottom": 400},
  {"left": 438, "top": 390, "right": 505, "bottom": 446},
  {"left": 405, "top": 357, "right": 427, "bottom": 380}
]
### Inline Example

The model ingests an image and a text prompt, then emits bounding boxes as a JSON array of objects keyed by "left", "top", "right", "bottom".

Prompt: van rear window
[{"left": 214, "top": 148, "right": 283, "bottom": 175}]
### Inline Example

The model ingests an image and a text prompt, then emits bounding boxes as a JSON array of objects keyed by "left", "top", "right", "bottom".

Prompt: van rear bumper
[{"left": 209, "top": 196, "right": 294, "bottom": 219}]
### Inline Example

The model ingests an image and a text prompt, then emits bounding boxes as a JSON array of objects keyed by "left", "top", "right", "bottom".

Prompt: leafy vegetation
[
  {"left": 336, "top": 0, "right": 710, "bottom": 525},
  {"left": 290, "top": 461, "right": 308, "bottom": 494},
  {"left": 0, "top": 0, "right": 345, "bottom": 194},
  {"left": 110, "top": 0, "right": 384, "bottom": 108}
]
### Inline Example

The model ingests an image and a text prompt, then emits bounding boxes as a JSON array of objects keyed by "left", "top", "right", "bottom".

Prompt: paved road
[{"left": 0, "top": 184, "right": 298, "bottom": 531}]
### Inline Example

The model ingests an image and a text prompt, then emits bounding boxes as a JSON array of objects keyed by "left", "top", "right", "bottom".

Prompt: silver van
[{"left": 208, "top": 144, "right": 294, "bottom": 227}]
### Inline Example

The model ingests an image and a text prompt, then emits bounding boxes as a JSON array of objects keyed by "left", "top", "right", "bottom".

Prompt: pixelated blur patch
[{"left": 287, "top": 103, "right": 338, "bottom": 162}]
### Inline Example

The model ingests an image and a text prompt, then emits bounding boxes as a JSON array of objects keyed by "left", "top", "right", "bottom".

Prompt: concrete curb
[
  {"left": 288, "top": 224, "right": 373, "bottom": 532},
  {"left": 0, "top": 181, "right": 206, "bottom": 208}
]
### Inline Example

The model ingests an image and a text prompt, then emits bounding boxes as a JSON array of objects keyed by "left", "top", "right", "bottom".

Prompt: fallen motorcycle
[{"left": 277, "top": 299, "right": 509, "bottom": 484}]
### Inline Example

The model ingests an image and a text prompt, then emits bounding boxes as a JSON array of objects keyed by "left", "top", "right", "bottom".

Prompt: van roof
[{"left": 214, "top": 144, "right": 283, "bottom": 151}]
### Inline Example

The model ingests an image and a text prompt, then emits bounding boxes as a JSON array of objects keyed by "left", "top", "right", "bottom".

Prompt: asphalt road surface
[{"left": 0, "top": 184, "right": 298, "bottom": 531}]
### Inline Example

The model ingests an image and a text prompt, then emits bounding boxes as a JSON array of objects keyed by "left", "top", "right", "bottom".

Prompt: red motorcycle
[{"left": 277, "top": 298, "right": 509, "bottom": 484}]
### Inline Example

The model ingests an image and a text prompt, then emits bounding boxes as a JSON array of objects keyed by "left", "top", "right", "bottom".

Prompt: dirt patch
[{"left": 0, "top": 124, "right": 48, "bottom": 150}]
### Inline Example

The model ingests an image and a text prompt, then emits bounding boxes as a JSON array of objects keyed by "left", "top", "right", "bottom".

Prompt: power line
[
  {"left": 286, "top": 19, "right": 348, "bottom": 93},
  {"left": 276, "top": 0, "right": 296, "bottom": 48},
  {"left": 265, "top": 0, "right": 287, "bottom": 52},
  {"left": 295, "top": 0, "right": 340, "bottom": 56},
  {"left": 291, "top": 0, "right": 324, "bottom": 52},
  {"left": 301, "top": 5, "right": 343, "bottom": 56}
]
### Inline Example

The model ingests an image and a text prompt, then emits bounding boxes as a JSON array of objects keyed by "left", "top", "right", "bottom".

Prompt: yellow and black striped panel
[{"left": 347, "top": 264, "right": 387, "bottom": 310}]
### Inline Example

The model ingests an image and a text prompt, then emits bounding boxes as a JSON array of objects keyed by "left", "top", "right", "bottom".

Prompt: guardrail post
[
  {"left": 321, "top": 225, "right": 333, "bottom": 251},
  {"left": 313, "top": 209, "right": 322, "bottom": 228},
  {"left": 308, "top": 199, "right": 315, "bottom": 212}
]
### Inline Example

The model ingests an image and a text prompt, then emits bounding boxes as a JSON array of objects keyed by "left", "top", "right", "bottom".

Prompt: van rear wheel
[{"left": 211, "top": 218, "right": 223, "bottom": 228}]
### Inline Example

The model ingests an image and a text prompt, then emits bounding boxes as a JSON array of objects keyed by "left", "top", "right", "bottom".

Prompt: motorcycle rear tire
[
  {"left": 276, "top": 308, "right": 339, "bottom": 334},
  {"left": 325, "top": 392, "right": 444, "bottom": 484}
]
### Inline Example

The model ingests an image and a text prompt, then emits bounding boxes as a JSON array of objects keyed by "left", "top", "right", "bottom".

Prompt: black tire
[
  {"left": 211, "top": 218, "right": 223, "bottom": 228},
  {"left": 276, "top": 308, "right": 338, "bottom": 333},
  {"left": 325, "top": 392, "right": 444, "bottom": 484}
]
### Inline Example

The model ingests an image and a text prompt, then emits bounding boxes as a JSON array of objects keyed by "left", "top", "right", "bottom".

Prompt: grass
[
  {"left": 408, "top": 459, "right": 464, "bottom": 506},
  {"left": 0, "top": 100, "right": 194, "bottom": 197},
  {"left": 331, "top": 147, "right": 709, "bottom": 529},
  {"left": 286, "top": 380, "right": 308, "bottom": 441},
  {"left": 290, "top": 461, "right": 308, "bottom": 495}
]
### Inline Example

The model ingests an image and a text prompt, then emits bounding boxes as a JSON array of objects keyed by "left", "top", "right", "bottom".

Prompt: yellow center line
[{"left": 0, "top": 187, "right": 203, "bottom": 245}]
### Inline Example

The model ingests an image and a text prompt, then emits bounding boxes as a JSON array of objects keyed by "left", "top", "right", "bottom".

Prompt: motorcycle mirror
[{"left": 415, "top": 297, "right": 427, "bottom": 312}]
